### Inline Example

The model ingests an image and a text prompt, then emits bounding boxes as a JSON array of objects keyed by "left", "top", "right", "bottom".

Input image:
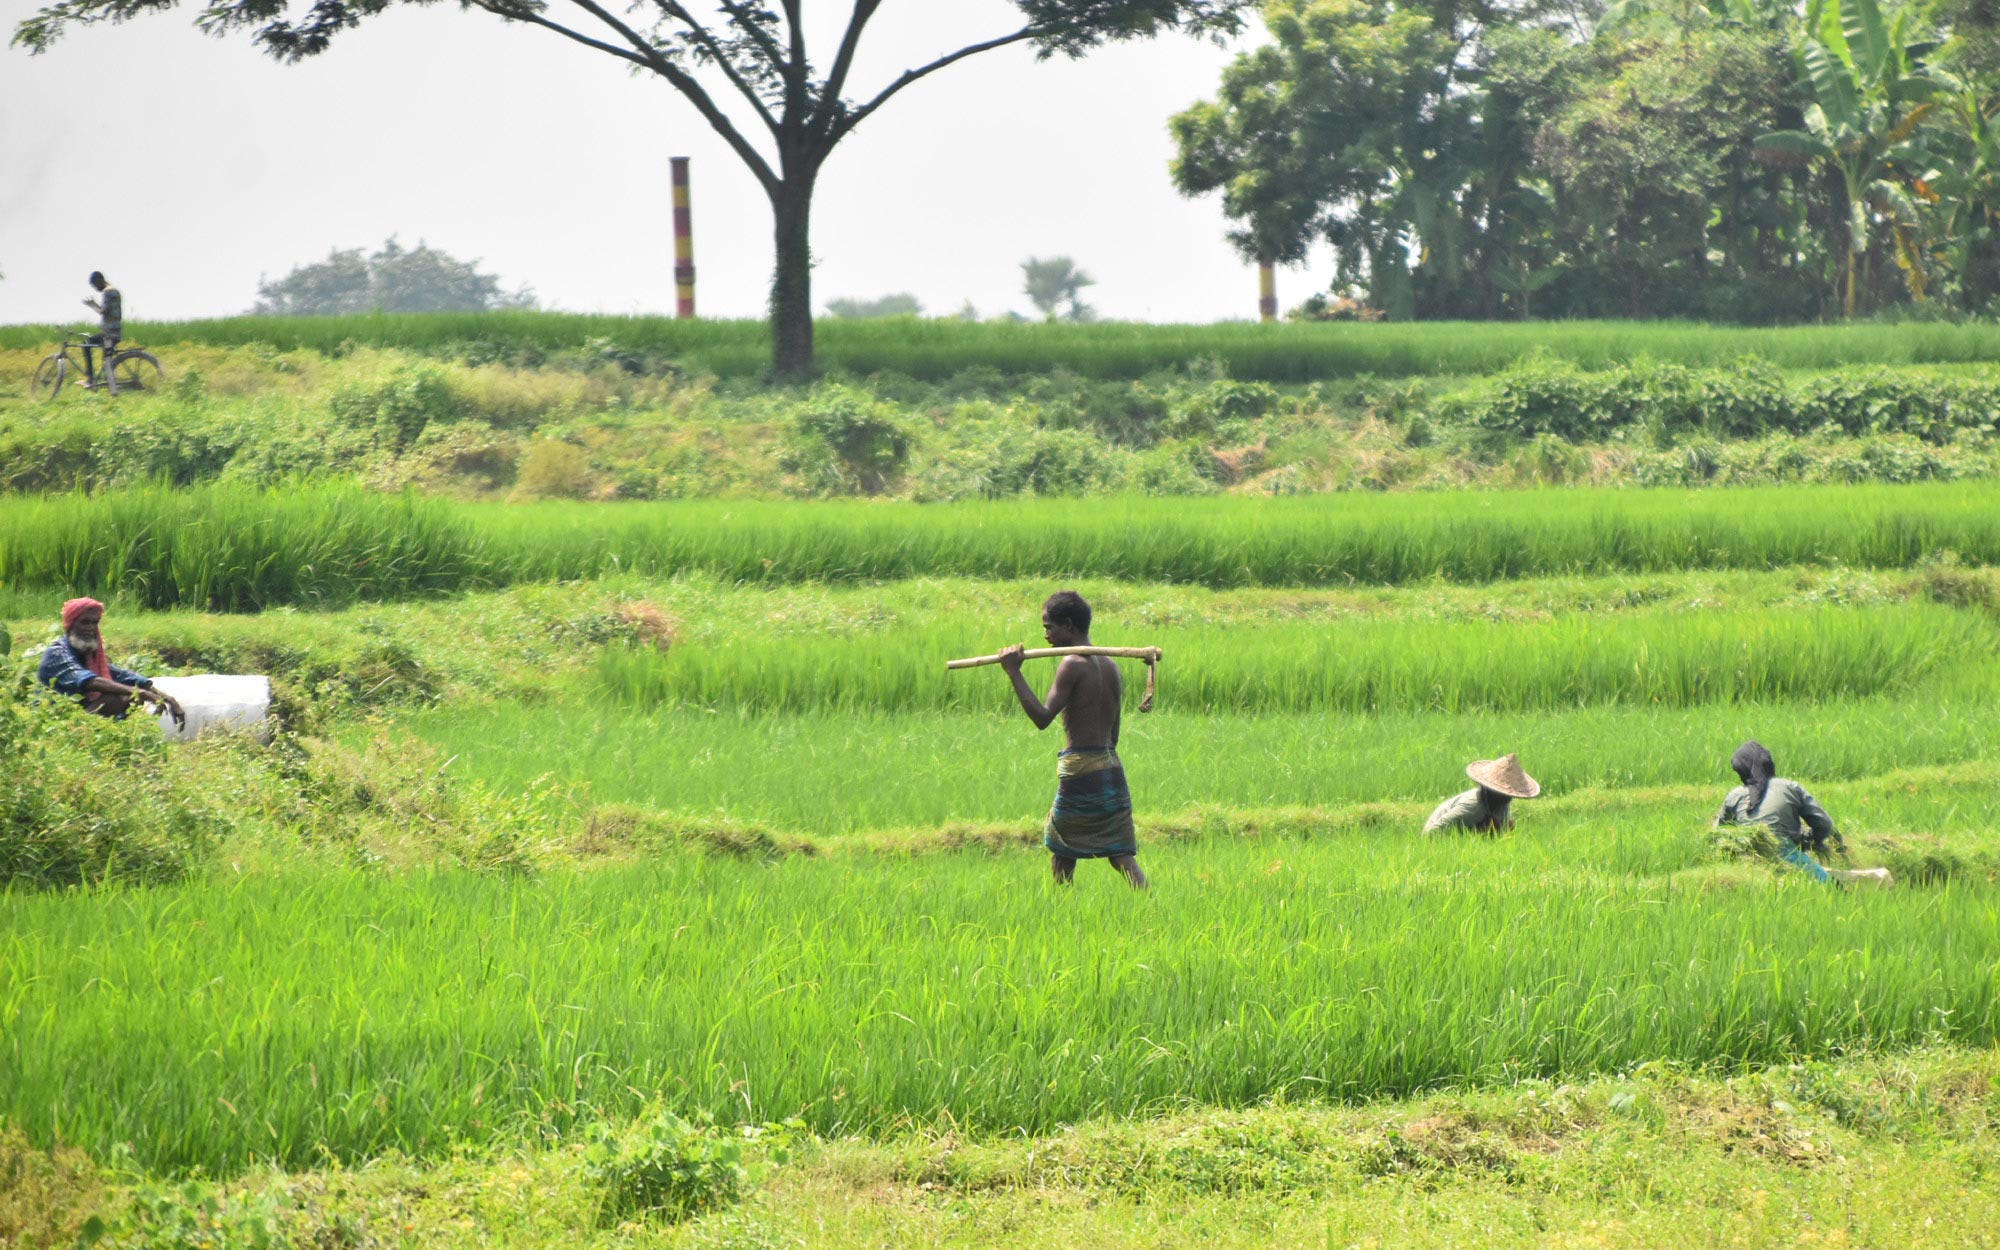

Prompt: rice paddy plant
[
  {"left": 409, "top": 688, "right": 2000, "bottom": 835},
  {"left": 597, "top": 603, "right": 1994, "bottom": 715},
  {"left": 5, "top": 484, "right": 1998, "bottom": 607},
  {"left": 13, "top": 314, "right": 2000, "bottom": 380},
  {"left": 0, "top": 486, "right": 478, "bottom": 611},
  {"left": 4, "top": 840, "right": 1995, "bottom": 1174},
  {"left": 463, "top": 485, "right": 2000, "bottom": 586}
]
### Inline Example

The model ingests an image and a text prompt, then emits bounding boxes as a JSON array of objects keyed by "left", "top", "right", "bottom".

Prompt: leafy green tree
[
  {"left": 253, "top": 239, "right": 535, "bottom": 315},
  {"left": 1755, "top": 0, "right": 1944, "bottom": 316},
  {"left": 1934, "top": 85, "right": 2000, "bottom": 303},
  {"left": 1523, "top": 27, "right": 1800, "bottom": 317},
  {"left": 1597, "top": 0, "right": 1795, "bottom": 37},
  {"left": 1021, "top": 256, "right": 1097, "bottom": 320},
  {"left": 1904, "top": 38, "right": 2000, "bottom": 308},
  {"left": 1172, "top": 0, "right": 1949, "bottom": 321},
  {"left": 824, "top": 293, "right": 923, "bottom": 319},
  {"left": 16, "top": 1, "right": 1249, "bottom": 376},
  {"left": 1171, "top": 0, "right": 1529, "bottom": 320}
]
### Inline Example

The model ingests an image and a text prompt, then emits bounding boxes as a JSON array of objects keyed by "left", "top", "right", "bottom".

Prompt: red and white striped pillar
[{"left": 671, "top": 157, "right": 696, "bottom": 319}]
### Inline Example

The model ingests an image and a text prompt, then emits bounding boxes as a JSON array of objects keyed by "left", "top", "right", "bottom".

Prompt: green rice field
[
  {"left": 6, "top": 458, "right": 2000, "bottom": 1242},
  {"left": 7, "top": 835, "right": 1998, "bottom": 1175},
  {"left": 411, "top": 696, "right": 2000, "bottom": 838},
  {"left": 5, "top": 481, "right": 2000, "bottom": 610},
  {"left": 593, "top": 601, "right": 1991, "bottom": 715}
]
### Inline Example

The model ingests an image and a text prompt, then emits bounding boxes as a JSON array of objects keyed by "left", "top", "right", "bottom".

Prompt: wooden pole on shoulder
[{"left": 946, "top": 646, "right": 1163, "bottom": 712}]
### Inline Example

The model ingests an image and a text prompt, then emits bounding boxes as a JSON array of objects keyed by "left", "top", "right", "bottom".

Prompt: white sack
[{"left": 150, "top": 674, "right": 273, "bottom": 744}]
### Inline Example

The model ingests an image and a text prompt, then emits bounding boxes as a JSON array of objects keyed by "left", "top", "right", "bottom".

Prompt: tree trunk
[
  {"left": 769, "top": 178, "right": 816, "bottom": 379},
  {"left": 1842, "top": 173, "right": 1862, "bottom": 320}
]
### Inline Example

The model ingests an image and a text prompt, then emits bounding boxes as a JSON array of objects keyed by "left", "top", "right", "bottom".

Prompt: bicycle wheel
[
  {"left": 108, "top": 350, "right": 164, "bottom": 395},
  {"left": 31, "top": 354, "right": 66, "bottom": 401}
]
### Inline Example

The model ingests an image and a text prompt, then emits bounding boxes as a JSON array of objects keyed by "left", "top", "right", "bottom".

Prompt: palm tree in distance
[{"left": 1021, "top": 257, "right": 1097, "bottom": 321}]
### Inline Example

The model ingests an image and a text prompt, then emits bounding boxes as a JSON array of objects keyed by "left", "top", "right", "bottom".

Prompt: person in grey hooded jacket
[{"left": 1713, "top": 740, "right": 1891, "bottom": 887}]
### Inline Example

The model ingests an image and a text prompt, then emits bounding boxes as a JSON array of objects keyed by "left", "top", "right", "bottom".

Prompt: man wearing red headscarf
[{"left": 35, "top": 598, "right": 184, "bottom": 724}]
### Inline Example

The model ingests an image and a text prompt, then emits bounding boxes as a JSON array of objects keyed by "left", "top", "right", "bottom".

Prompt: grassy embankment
[
  {"left": 12, "top": 312, "right": 2000, "bottom": 379},
  {"left": 5, "top": 318, "right": 2000, "bottom": 498},
  {"left": 11, "top": 1048, "right": 2000, "bottom": 1249}
]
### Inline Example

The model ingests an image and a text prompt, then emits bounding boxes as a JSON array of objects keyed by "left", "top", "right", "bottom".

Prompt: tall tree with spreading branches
[{"left": 15, "top": 1, "right": 1247, "bottom": 375}]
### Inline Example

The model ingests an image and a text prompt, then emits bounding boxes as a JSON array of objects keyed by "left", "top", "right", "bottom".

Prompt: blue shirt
[{"left": 35, "top": 636, "right": 153, "bottom": 697}]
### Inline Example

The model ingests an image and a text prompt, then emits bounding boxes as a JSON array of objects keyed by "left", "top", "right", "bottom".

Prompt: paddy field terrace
[{"left": 3, "top": 318, "right": 2000, "bottom": 1248}]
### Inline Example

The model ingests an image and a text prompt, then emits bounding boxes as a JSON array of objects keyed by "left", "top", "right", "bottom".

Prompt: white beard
[{"left": 66, "top": 632, "right": 99, "bottom": 656}]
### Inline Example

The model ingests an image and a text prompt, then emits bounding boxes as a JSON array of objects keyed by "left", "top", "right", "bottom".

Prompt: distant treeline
[{"left": 1174, "top": 0, "right": 2000, "bottom": 322}]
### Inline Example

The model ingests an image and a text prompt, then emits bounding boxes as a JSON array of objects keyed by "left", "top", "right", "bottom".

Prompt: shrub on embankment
[
  {"left": 0, "top": 681, "right": 217, "bottom": 888},
  {"left": 1446, "top": 357, "right": 2000, "bottom": 445},
  {"left": 8, "top": 340, "right": 2000, "bottom": 497},
  {"left": 5, "top": 483, "right": 2000, "bottom": 608},
  {"left": 0, "top": 670, "right": 568, "bottom": 890}
]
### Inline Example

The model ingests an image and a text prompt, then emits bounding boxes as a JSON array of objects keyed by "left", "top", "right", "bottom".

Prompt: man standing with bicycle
[{"left": 81, "top": 270, "right": 122, "bottom": 391}]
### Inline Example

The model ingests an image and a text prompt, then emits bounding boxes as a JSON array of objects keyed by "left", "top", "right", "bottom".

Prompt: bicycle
[{"left": 30, "top": 329, "right": 166, "bottom": 401}]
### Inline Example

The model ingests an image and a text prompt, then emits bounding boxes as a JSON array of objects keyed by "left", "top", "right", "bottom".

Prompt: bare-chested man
[{"left": 998, "top": 590, "right": 1148, "bottom": 889}]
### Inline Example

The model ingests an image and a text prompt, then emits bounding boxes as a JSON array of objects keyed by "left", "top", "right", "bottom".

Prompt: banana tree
[
  {"left": 1904, "top": 67, "right": 2000, "bottom": 308},
  {"left": 1755, "top": 0, "right": 1943, "bottom": 316}
]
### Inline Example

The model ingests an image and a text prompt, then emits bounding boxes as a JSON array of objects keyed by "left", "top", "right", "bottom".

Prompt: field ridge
[{"left": 14, "top": 312, "right": 2000, "bottom": 379}]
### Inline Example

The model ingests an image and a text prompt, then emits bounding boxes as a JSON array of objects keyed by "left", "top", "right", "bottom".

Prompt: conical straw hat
[{"left": 1467, "top": 753, "right": 1539, "bottom": 799}]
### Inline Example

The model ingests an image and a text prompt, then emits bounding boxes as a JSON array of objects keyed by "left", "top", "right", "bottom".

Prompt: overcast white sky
[{"left": 0, "top": 1, "right": 1341, "bottom": 325}]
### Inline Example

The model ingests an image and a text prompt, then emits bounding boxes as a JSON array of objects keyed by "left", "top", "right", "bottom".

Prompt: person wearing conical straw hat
[
  {"left": 1424, "top": 754, "right": 1539, "bottom": 835},
  {"left": 1713, "top": 740, "right": 1893, "bottom": 887}
]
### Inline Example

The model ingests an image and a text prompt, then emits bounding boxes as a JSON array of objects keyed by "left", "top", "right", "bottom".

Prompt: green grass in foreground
[
  {"left": 6, "top": 482, "right": 2000, "bottom": 608},
  {"left": 11, "top": 312, "right": 2000, "bottom": 380},
  {"left": 5, "top": 825, "right": 1997, "bottom": 1174},
  {"left": 11, "top": 1048, "right": 2000, "bottom": 1249}
]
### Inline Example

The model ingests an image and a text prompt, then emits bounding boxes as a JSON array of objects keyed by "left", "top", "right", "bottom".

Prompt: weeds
[
  {"left": 0, "top": 1126, "right": 103, "bottom": 1249},
  {"left": 581, "top": 1110, "right": 747, "bottom": 1225},
  {"left": 0, "top": 679, "right": 218, "bottom": 888}
]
